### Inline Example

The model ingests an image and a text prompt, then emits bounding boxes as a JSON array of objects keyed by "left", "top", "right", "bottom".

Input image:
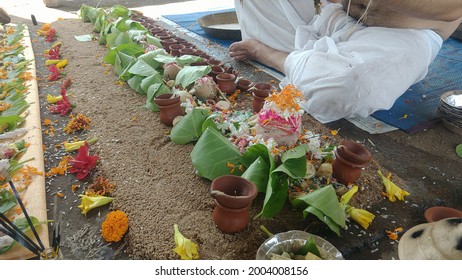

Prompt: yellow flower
[
  {"left": 347, "top": 206, "right": 375, "bottom": 229},
  {"left": 173, "top": 224, "right": 199, "bottom": 260},
  {"left": 340, "top": 185, "right": 358, "bottom": 205},
  {"left": 63, "top": 136, "right": 98, "bottom": 152},
  {"left": 56, "top": 59, "right": 68, "bottom": 69},
  {"left": 102, "top": 210, "right": 129, "bottom": 242},
  {"left": 77, "top": 195, "right": 114, "bottom": 216},
  {"left": 47, "top": 94, "right": 63, "bottom": 104},
  {"left": 377, "top": 170, "right": 410, "bottom": 202},
  {"left": 45, "top": 59, "right": 61, "bottom": 66}
]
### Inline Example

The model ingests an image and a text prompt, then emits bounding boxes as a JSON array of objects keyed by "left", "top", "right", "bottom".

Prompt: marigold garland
[{"left": 102, "top": 210, "right": 129, "bottom": 243}]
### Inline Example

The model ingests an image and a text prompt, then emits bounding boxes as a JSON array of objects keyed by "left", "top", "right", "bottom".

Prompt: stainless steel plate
[{"left": 197, "top": 11, "right": 242, "bottom": 41}]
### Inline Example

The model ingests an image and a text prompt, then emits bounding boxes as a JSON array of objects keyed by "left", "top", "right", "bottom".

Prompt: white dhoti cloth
[{"left": 234, "top": 0, "right": 443, "bottom": 123}]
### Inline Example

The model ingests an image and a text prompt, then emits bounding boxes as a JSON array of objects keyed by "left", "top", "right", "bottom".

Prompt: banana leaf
[
  {"left": 114, "top": 51, "right": 135, "bottom": 77},
  {"left": 170, "top": 108, "right": 211, "bottom": 144},
  {"left": 128, "top": 59, "right": 159, "bottom": 77},
  {"left": 302, "top": 205, "right": 341, "bottom": 236},
  {"left": 259, "top": 171, "right": 289, "bottom": 218},
  {"left": 104, "top": 43, "right": 144, "bottom": 65},
  {"left": 93, "top": 14, "right": 105, "bottom": 33},
  {"left": 191, "top": 127, "right": 242, "bottom": 180},
  {"left": 273, "top": 145, "right": 308, "bottom": 179},
  {"left": 2, "top": 92, "right": 29, "bottom": 117},
  {"left": 106, "top": 30, "right": 133, "bottom": 49},
  {"left": 241, "top": 144, "right": 272, "bottom": 168},
  {"left": 175, "top": 66, "right": 211, "bottom": 89},
  {"left": 241, "top": 156, "right": 270, "bottom": 192},
  {"left": 99, "top": 21, "right": 113, "bottom": 45},
  {"left": 127, "top": 75, "right": 145, "bottom": 94},
  {"left": 0, "top": 216, "right": 45, "bottom": 255},
  {"left": 138, "top": 50, "right": 165, "bottom": 70},
  {"left": 146, "top": 34, "right": 162, "bottom": 48},
  {"left": 109, "top": 4, "right": 130, "bottom": 18},
  {"left": 145, "top": 83, "right": 170, "bottom": 111},
  {"left": 127, "top": 30, "right": 148, "bottom": 42},
  {"left": 292, "top": 185, "right": 346, "bottom": 230},
  {"left": 79, "top": 4, "right": 92, "bottom": 22},
  {"left": 115, "top": 18, "right": 146, "bottom": 32},
  {"left": 140, "top": 73, "right": 162, "bottom": 93},
  {"left": 201, "top": 112, "right": 222, "bottom": 133}
]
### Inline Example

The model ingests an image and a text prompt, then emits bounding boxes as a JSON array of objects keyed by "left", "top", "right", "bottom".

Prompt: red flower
[
  {"left": 47, "top": 64, "right": 60, "bottom": 81},
  {"left": 69, "top": 143, "right": 99, "bottom": 180},
  {"left": 46, "top": 28, "right": 56, "bottom": 42},
  {"left": 49, "top": 89, "right": 72, "bottom": 115},
  {"left": 48, "top": 45, "right": 60, "bottom": 59},
  {"left": 60, "top": 78, "right": 72, "bottom": 91}
]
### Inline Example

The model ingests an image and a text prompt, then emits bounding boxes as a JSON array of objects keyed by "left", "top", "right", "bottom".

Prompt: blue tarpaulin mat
[
  {"left": 162, "top": 9, "right": 237, "bottom": 48},
  {"left": 164, "top": 10, "right": 462, "bottom": 133}
]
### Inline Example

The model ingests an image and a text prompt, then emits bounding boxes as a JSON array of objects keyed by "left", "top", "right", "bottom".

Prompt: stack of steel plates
[{"left": 437, "top": 90, "right": 462, "bottom": 134}]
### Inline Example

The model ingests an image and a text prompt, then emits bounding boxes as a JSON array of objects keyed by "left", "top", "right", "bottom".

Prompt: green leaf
[
  {"left": 146, "top": 34, "right": 162, "bottom": 48},
  {"left": 456, "top": 144, "right": 462, "bottom": 158},
  {"left": 175, "top": 66, "right": 211, "bottom": 88},
  {"left": 13, "top": 216, "right": 41, "bottom": 232},
  {"left": 191, "top": 127, "right": 242, "bottom": 180},
  {"left": 201, "top": 112, "right": 221, "bottom": 133},
  {"left": 140, "top": 73, "right": 163, "bottom": 93},
  {"left": 170, "top": 108, "right": 211, "bottom": 144},
  {"left": 106, "top": 31, "right": 133, "bottom": 49},
  {"left": 145, "top": 83, "right": 170, "bottom": 111},
  {"left": 241, "top": 156, "right": 270, "bottom": 193},
  {"left": 116, "top": 18, "right": 146, "bottom": 32},
  {"left": 127, "top": 75, "right": 145, "bottom": 94},
  {"left": 296, "top": 237, "right": 321, "bottom": 257},
  {"left": 127, "top": 30, "right": 147, "bottom": 41},
  {"left": 241, "top": 144, "right": 272, "bottom": 168},
  {"left": 0, "top": 189, "right": 17, "bottom": 213},
  {"left": 0, "top": 236, "right": 15, "bottom": 255},
  {"left": 93, "top": 14, "right": 105, "bottom": 32},
  {"left": 259, "top": 172, "right": 289, "bottom": 218},
  {"left": 0, "top": 115, "right": 24, "bottom": 133},
  {"left": 292, "top": 185, "right": 346, "bottom": 229},
  {"left": 138, "top": 50, "right": 165, "bottom": 70},
  {"left": 109, "top": 5, "right": 130, "bottom": 18},
  {"left": 154, "top": 54, "right": 178, "bottom": 64},
  {"left": 176, "top": 55, "right": 203, "bottom": 66},
  {"left": 104, "top": 43, "right": 144, "bottom": 65},
  {"left": 79, "top": 4, "right": 92, "bottom": 22},
  {"left": 114, "top": 51, "right": 135, "bottom": 77},
  {"left": 273, "top": 146, "right": 307, "bottom": 179},
  {"left": 128, "top": 59, "right": 159, "bottom": 77},
  {"left": 302, "top": 205, "right": 341, "bottom": 236}
]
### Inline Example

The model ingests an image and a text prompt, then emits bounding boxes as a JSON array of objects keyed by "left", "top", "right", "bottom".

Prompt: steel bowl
[{"left": 255, "top": 230, "right": 344, "bottom": 260}]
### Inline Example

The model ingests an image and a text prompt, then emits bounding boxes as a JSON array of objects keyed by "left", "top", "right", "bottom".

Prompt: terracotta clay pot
[
  {"left": 207, "top": 58, "right": 224, "bottom": 67},
  {"left": 161, "top": 38, "right": 177, "bottom": 51},
  {"left": 251, "top": 83, "right": 273, "bottom": 113},
  {"left": 236, "top": 79, "right": 253, "bottom": 92},
  {"left": 332, "top": 140, "right": 372, "bottom": 185},
  {"left": 424, "top": 206, "right": 462, "bottom": 222},
  {"left": 216, "top": 73, "right": 237, "bottom": 95},
  {"left": 210, "top": 175, "right": 258, "bottom": 233},
  {"left": 208, "top": 65, "right": 225, "bottom": 82},
  {"left": 154, "top": 94, "right": 184, "bottom": 126},
  {"left": 169, "top": 43, "right": 185, "bottom": 56},
  {"left": 178, "top": 48, "right": 197, "bottom": 56}
]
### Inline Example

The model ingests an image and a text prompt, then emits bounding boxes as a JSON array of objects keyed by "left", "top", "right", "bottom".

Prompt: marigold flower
[
  {"left": 85, "top": 175, "right": 115, "bottom": 196},
  {"left": 173, "top": 224, "right": 199, "bottom": 260},
  {"left": 64, "top": 114, "right": 92, "bottom": 134},
  {"left": 102, "top": 210, "right": 129, "bottom": 242},
  {"left": 45, "top": 156, "right": 71, "bottom": 177},
  {"left": 78, "top": 194, "right": 114, "bottom": 216},
  {"left": 265, "top": 84, "right": 303, "bottom": 113}
]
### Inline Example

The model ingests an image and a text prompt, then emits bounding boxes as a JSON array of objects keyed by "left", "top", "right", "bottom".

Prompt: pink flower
[{"left": 69, "top": 143, "right": 99, "bottom": 180}]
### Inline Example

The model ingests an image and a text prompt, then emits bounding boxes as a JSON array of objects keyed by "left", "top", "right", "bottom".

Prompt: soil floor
[{"left": 2, "top": 0, "right": 461, "bottom": 260}]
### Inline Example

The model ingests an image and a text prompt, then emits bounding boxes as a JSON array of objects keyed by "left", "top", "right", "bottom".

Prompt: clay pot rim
[
  {"left": 334, "top": 150, "right": 367, "bottom": 169},
  {"left": 253, "top": 82, "right": 274, "bottom": 91},
  {"left": 424, "top": 206, "right": 462, "bottom": 222},
  {"left": 154, "top": 93, "right": 180, "bottom": 106},
  {"left": 210, "top": 175, "right": 258, "bottom": 209},
  {"left": 237, "top": 79, "right": 253, "bottom": 91},
  {"left": 336, "top": 140, "right": 372, "bottom": 165},
  {"left": 216, "top": 73, "right": 236, "bottom": 81}
]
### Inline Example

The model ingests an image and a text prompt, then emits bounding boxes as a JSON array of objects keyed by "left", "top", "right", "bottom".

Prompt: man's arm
[{"left": 344, "top": 0, "right": 462, "bottom": 22}]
